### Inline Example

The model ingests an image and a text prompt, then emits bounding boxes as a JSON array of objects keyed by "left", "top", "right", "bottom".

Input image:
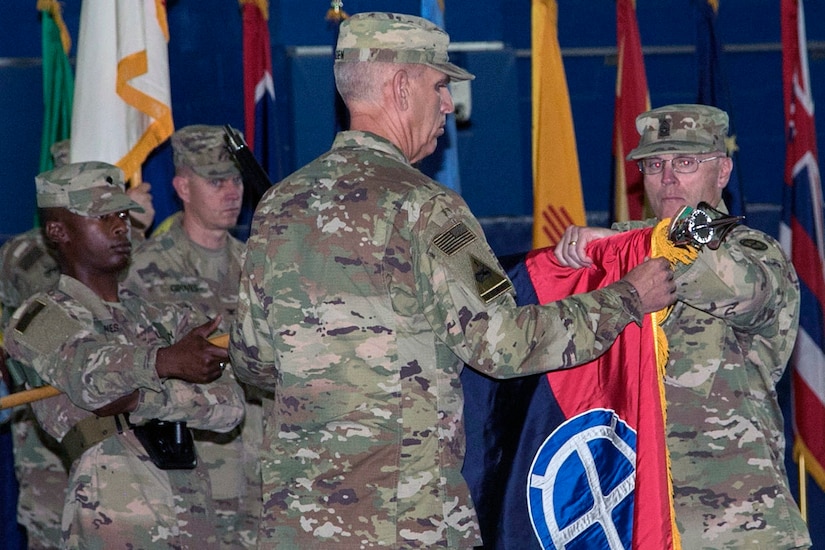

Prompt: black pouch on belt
[{"left": 133, "top": 419, "right": 198, "bottom": 470}]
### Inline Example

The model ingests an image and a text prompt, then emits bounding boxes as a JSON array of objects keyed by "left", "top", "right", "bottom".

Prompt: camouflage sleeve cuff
[{"left": 610, "top": 279, "right": 643, "bottom": 326}]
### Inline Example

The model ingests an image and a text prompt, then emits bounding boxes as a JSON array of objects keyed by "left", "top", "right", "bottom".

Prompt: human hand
[
  {"left": 555, "top": 226, "right": 618, "bottom": 268},
  {"left": 155, "top": 316, "right": 229, "bottom": 384},
  {"left": 127, "top": 182, "right": 155, "bottom": 232},
  {"left": 620, "top": 257, "right": 676, "bottom": 314}
]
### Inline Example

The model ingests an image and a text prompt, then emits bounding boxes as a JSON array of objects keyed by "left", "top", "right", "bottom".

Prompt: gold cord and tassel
[
  {"left": 648, "top": 217, "right": 697, "bottom": 550},
  {"left": 325, "top": 0, "right": 349, "bottom": 23}
]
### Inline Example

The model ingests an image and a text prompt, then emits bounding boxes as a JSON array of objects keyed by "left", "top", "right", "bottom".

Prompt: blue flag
[{"left": 695, "top": 0, "right": 746, "bottom": 217}]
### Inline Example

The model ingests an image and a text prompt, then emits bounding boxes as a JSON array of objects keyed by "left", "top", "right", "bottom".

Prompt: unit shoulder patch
[{"left": 739, "top": 238, "right": 768, "bottom": 251}]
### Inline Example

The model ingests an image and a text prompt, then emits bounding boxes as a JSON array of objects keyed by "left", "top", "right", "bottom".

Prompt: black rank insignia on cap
[{"left": 658, "top": 117, "right": 671, "bottom": 138}]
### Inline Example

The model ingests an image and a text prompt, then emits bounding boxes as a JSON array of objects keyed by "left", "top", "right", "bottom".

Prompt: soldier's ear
[
  {"left": 391, "top": 69, "right": 410, "bottom": 111},
  {"left": 44, "top": 220, "right": 68, "bottom": 245},
  {"left": 172, "top": 174, "right": 192, "bottom": 205}
]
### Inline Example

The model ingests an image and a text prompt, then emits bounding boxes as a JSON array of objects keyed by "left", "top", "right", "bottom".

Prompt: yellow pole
[
  {"left": 0, "top": 385, "right": 61, "bottom": 410},
  {"left": 0, "top": 333, "right": 231, "bottom": 411},
  {"left": 798, "top": 453, "right": 807, "bottom": 523}
]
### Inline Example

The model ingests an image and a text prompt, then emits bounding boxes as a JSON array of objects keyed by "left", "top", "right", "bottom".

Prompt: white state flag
[{"left": 71, "top": 0, "right": 173, "bottom": 180}]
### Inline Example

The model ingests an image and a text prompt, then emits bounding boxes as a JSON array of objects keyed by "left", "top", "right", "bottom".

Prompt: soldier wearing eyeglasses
[{"left": 555, "top": 104, "right": 810, "bottom": 549}]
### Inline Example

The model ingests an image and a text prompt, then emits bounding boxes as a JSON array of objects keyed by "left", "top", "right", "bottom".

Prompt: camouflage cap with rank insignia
[
  {"left": 171, "top": 124, "right": 242, "bottom": 179},
  {"left": 626, "top": 103, "right": 729, "bottom": 160},
  {"left": 335, "top": 12, "right": 475, "bottom": 82},
  {"left": 35, "top": 161, "right": 144, "bottom": 217}
]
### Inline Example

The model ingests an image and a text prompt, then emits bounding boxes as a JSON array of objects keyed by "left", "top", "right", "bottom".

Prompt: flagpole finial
[{"left": 326, "top": 0, "right": 349, "bottom": 23}]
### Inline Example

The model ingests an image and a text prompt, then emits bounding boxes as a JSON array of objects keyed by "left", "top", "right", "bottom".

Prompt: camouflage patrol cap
[
  {"left": 171, "top": 124, "right": 241, "bottom": 179},
  {"left": 35, "top": 161, "right": 144, "bottom": 217},
  {"left": 335, "top": 12, "right": 475, "bottom": 82},
  {"left": 50, "top": 139, "right": 71, "bottom": 168},
  {"left": 626, "top": 104, "right": 729, "bottom": 160}
]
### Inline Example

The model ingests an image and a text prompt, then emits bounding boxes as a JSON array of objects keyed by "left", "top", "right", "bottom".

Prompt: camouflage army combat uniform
[
  {"left": 5, "top": 275, "right": 245, "bottom": 549},
  {"left": 0, "top": 228, "right": 66, "bottom": 549},
  {"left": 124, "top": 213, "right": 263, "bottom": 549},
  {"left": 615, "top": 208, "right": 811, "bottom": 549},
  {"left": 230, "top": 130, "right": 647, "bottom": 548}
]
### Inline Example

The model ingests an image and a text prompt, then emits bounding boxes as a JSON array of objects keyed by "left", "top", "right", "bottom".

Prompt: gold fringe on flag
[
  {"left": 37, "top": 0, "right": 71, "bottom": 55},
  {"left": 326, "top": 0, "right": 349, "bottom": 23},
  {"left": 648, "top": 217, "right": 697, "bottom": 550}
]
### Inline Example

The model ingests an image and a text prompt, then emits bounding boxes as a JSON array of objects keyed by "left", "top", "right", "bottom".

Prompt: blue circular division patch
[{"left": 527, "top": 409, "right": 637, "bottom": 550}]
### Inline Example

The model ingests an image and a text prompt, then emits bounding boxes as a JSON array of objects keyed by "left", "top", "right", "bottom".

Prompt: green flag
[{"left": 39, "top": 0, "right": 74, "bottom": 172}]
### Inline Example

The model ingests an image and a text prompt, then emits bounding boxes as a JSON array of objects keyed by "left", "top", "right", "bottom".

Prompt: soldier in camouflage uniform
[
  {"left": 0, "top": 227, "right": 65, "bottom": 549},
  {"left": 556, "top": 104, "right": 811, "bottom": 549},
  {"left": 0, "top": 138, "right": 156, "bottom": 549},
  {"left": 229, "top": 12, "right": 677, "bottom": 549},
  {"left": 123, "top": 125, "right": 263, "bottom": 548},
  {"left": 4, "top": 161, "right": 245, "bottom": 549}
]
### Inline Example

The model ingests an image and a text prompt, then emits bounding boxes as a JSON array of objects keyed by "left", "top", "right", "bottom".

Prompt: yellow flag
[{"left": 532, "top": 0, "right": 585, "bottom": 249}]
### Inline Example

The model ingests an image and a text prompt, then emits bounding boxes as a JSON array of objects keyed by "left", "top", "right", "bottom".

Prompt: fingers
[
  {"left": 625, "top": 257, "right": 677, "bottom": 314},
  {"left": 555, "top": 226, "right": 585, "bottom": 267},
  {"left": 555, "top": 226, "right": 616, "bottom": 268},
  {"left": 195, "top": 316, "right": 223, "bottom": 338}
]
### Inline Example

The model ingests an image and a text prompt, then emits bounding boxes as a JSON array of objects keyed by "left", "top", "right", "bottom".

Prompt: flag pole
[
  {"left": 0, "top": 334, "right": 230, "bottom": 411},
  {"left": 129, "top": 170, "right": 142, "bottom": 189},
  {"left": 799, "top": 452, "right": 807, "bottom": 522},
  {"left": 0, "top": 385, "right": 61, "bottom": 410}
]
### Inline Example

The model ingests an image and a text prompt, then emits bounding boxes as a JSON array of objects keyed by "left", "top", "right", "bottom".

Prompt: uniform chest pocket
[{"left": 661, "top": 309, "right": 729, "bottom": 399}]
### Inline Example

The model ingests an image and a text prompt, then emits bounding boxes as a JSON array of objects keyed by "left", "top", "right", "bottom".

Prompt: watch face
[{"left": 687, "top": 209, "right": 714, "bottom": 244}]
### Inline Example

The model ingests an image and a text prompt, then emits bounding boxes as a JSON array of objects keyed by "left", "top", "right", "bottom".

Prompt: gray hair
[{"left": 334, "top": 61, "right": 427, "bottom": 105}]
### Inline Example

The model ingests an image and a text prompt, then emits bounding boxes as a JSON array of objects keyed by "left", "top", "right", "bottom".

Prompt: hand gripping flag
[{"left": 462, "top": 222, "right": 689, "bottom": 549}]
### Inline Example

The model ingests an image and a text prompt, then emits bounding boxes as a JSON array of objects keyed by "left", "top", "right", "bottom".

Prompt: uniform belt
[{"left": 62, "top": 413, "right": 133, "bottom": 465}]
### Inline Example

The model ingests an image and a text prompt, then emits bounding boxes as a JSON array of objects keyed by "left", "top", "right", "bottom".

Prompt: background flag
[
  {"left": 695, "top": 0, "right": 746, "bottom": 217},
  {"left": 612, "top": 0, "right": 650, "bottom": 222},
  {"left": 38, "top": 0, "right": 74, "bottom": 174},
  {"left": 419, "top": 0, "right": 463, "bottom": 194},
  {"left": 238, "top": 0, "right": 281, "bottom": 239},
  {"left": 70, "top": 0, "right": 174, "bottom": 182},
  {"left": 462, "top": 229, "right": 677, "bottom": 550},
  {"left": 241, "top": 0, "right": 280, "bottom": 182},
  {"left": 530, "top": 0, "right": 585, "bottom": 248},
  {"left": 780, "top": 0, "right": 825, "bottom": 494}
]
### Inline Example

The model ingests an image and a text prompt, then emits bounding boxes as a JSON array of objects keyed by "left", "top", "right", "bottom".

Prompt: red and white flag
[{"left": 780, "top": 0, "right": 825, "bottom": 490}]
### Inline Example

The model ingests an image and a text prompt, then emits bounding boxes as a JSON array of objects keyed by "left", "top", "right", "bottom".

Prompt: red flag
[
  {"left": 241, "top": 0, "right": 278, "bottom": 177},
  {"left": 613, "top": 0, "right": 650, "bottom": 222},
  {"left": 462, "top": 226, "right": 679, "bottom": 549},
  {"left": 525, "top": 228, "right": 676, "bottom": 550},
  {"left": 780, "top": 0, "right": 825, "bottom": 490}
]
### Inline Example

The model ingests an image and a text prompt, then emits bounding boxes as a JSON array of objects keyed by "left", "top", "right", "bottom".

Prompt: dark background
[{"left": 2, "top": 0, "right": 824, "bottom": 547}]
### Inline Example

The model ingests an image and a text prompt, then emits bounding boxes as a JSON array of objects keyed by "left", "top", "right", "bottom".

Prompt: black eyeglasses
[{"left": 637, "top": 156, "right": 723, "bottom": 175}]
